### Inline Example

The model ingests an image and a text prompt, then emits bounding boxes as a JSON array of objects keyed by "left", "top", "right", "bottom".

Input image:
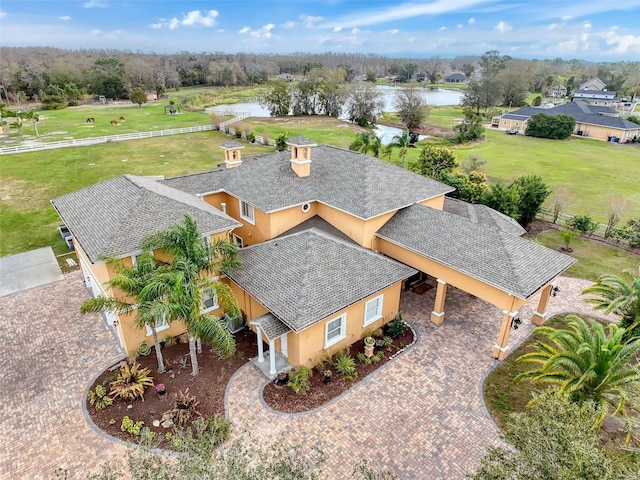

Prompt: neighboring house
[
  {"left": 572, "top": 89, "right": 618, "bottom": 106},
  {"left": 443, "top": 73, "right": 469, "bottom": 84},
  {"left": 498, "top": 101, "right": 640, "bottom": 142},
  {"left": 546, "top": 84, "right": 567, "bottom": 98},
  {"left": 52, "top": 136, "right": 575, "bottom": 376},
  {"left": 277, "top": 74, "right": 294, "bottom": 82},
  {"left": 579, "top": 77, "right": 607, "bottom": 91}
]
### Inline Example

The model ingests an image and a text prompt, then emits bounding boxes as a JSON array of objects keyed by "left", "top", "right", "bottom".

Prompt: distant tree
[
  {"left": 460, "top": 154, "right": 487, "bottom": 175},
  {"left": 40, "top": 84, "right": 68, "bottom": 110},
  {"left": 393, "top": 88, "right": 427, "bottom": 131},
  {"left": 129, "top": 87, "right": 147, "bottom": 107},
  {"left": 349, "top": 131, "right": 382, "bottom": 158},
  {"left": 532, "top": 95, "right": 542, "bottom": 106},
  {"left": 452, "top": 114, "right": 484, "bottom": 144},
  {"left": 470, "top": 394, "right": 623, "bottom": 480},
  {"left": 346, "top": 85, "right": 384, "bottom": 127},
  {"left": 21, "top": 109, "right": 40, "bottom": 136},
  {"left": 461, "top": 63, "right": 475, "bottom": 78},
  {"left": 412, "top": 145, "right": 458, "bottom": 178},
  {"left": 461, "top": 80, "right": 503, "bottom": 115},
  {"left": 604, "top": 195, "right": 629, "bottom": 238},
  {"left": 318, "top": 80, "right": 347, "bottom": 117},
  {"left": 615, "top": 218, "right": 640, "bottom": 248},
  {"left": 260, "top": 80, "right": 290, "bottom": 117},
  {"left": 512, "top": 175, "right": 550, "bottom": 228},
  {"left": 478, "top": 50, "right": 510, "bottom": 80},
  {"left": 525, "top": 113, "right": 576, "bottom": 139},
  {"left": 365, "top": 70, "right": 378, "bottom": 82},
  {"left": 551, "top": 186, "right": 571, "bottom": 223},
  {"left": 627, "top": 115, "right": 640, "bottom": 125},
  {"left": 389, "top": 129, "right": 410, "bottom": 169},
  {"left": 291, "top": 79, "right": 319, "bottom": 116}
]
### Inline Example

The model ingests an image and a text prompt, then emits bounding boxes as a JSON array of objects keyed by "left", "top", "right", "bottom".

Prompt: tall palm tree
[
  {"left": 583, "top": 269, "right": 640, "bottom": 337},
  {"left": 349, "top": 131, "right": 373, "bottom": 153},
  {"left": 80, "top": 252, "right": 170, "bottom": 372},
  {"left": 517, "top": 315, "right": 640, "bottom": 432},
  {"left": 390, "top": 129, "right": 410, "bottom": 168},
  {"left": 142, "top": 215, "right": 241, "bottom": 376}
]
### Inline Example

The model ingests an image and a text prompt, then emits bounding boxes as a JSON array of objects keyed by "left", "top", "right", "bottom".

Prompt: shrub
[
  {"left": 525, "top": 113, "right": 575, "bottom": 139},
  {"left": 356, "top": 352, "right": 372, "bottom": 365},
  {"left": 109, "top": 362, "right": 154, "bottom": 401},
  {"left": 568, "top": 214, "right": 598, "bottom": 234},
  {"left": 287, "top": 366, "right": 312, "bottom": 394},
  {"left": 247, "top": 131, "right": 256, "bottom": 143},
  {"left": 386, "top": 314, "right": 407, "bottom": 338},
  {"left": 560, "top": 230, "right": 575, "bottom": 250},
  {"left": 168, "top": 389, "right": 201, "bottom": 427},
  {"left": 204, "top": 416, "right": 232, "bottom": 445},
  {"left": 334, "top": 353, "right": 358, "bottom": 381},
  {"left": 372, "top": 351, "right": 385, "bottom": 362},
  {"left": 87, "top": 384, "right": 113, "bottom": 411},
  {"left": 275, "top": 133, "right": 288, "bottom": 151},
  {"left": 121, "top": 415, "right": 144, "bottom": 436}
]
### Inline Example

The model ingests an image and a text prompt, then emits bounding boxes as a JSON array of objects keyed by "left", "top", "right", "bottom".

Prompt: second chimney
[
  {"left": 286, "top": 135, "right": 317, "bottom": 178},
  {"left": 220, "top": 140, "right": 245, "bottom": 169}
]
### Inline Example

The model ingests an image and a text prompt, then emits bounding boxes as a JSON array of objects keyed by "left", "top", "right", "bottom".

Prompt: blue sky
[{"left": 1, "top": 1, "right": 639, "bottom": 60}]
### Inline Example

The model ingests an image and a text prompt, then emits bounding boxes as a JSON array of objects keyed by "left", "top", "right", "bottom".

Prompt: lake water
[{"left": 206, "top": 85, "right": 462, "bottom": 144}]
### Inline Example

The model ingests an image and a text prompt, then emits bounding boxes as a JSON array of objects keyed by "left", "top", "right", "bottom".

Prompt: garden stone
[{"left": 152, "top": 420, "right": 160, "bottom": 427}]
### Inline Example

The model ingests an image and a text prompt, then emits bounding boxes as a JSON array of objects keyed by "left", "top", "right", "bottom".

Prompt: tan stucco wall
[
  {"left": 269, "top": 202, "right": 318, "bottom": 237},
  {"left": 576, "top": 122, "right": 640, "bottom": 142},
  {"left": 316, "top": 204, "right": 397, "bottom": 249},
  {"left": 375, "top": 237, "right": 527, "bottom": 311},
  {"left": 419, "top": 195, "right": 445, "bottom": 210}
]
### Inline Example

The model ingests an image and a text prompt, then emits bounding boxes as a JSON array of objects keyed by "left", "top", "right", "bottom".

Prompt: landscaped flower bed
[
  {"left": 86, "top": 328, "right": 258, "bottom": 447},
  {"left": 263, "top": 320, "right": 416, "bottom": 413}
]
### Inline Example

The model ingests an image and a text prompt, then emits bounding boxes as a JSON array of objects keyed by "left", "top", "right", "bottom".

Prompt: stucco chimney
[
  {"left": 286, "top": 135, "right": 317, "bottom": 178},
  {"left": 220, "top": 140, "right": 245, "bottom": 169}
]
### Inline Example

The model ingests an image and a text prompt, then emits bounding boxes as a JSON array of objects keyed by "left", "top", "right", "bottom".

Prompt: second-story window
[{"left": 240, "top": 200, "right": 255, "bottom": 225}]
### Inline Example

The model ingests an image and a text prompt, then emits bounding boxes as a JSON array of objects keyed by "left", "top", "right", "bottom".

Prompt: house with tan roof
[{"left": 52, "top": 136, "right": 574, "bottom": 375}]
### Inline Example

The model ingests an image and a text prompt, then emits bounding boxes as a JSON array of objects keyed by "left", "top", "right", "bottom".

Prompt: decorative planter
[
  {"left": 157, "top": 389, "right": 166, "bottom": 396},
  {"left": 323, "top": 370, "right": 333, "bottom": 384},
  {"left": 274, "top": 371, "right": 289, "bottom": 385},
  {"left": 364, "top": 344, "right": 375, "bottom": 358}
]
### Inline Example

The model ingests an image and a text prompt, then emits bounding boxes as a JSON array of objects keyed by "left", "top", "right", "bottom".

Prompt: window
[
  {"left": 202, "top": 289, "right": 219, "bottom": 313},
  {"left": 325, "top": 314, "right": 346, "bottom": 348},
  {"left": 239, "top": 200, "right": 255, "bottom": 224},
  {"left": 363, "top": 295, "right": 383, "bottom": 326},
  {"left": 232, "top": 233, "right": 244, "bottom": 248},
  {"left": 146, "top": 313, "right": 169, "bottom": 336}
]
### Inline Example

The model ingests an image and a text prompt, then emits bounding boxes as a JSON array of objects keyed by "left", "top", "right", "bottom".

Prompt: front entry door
[{"left": 280, "top": 334, "right": 288, "bottom": 358}]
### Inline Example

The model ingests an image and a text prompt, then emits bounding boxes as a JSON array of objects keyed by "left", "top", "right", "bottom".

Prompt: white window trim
[
  {"left": 201, "top": 288, "right": 219, "bottom": 313},
  {"left": 232, "top": 233, "right": 244, "bottom": 248},
  {"left": 324, "top": 313, "right": 347, "bottom": 349},
  {"left": 146, "top": 313, "right": 169, "bottom": 336},
  {"left": 239, "top": 199, "right": 255, "bottom": 225},
  {"left": 363, "top": 294, "right": 384, "bottom": 327}
]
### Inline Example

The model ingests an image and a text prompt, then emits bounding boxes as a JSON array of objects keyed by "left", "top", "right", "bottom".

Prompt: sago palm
[
  {"left": 517, "top": 315, "right": 640, "bottom": 430},
  {"left": 583, "top": 268, "right": 640, "bottom": 337},
  {"left": 81, "top": 252, "right": 170, "bottom": 372},
  {"left": 141, "top": 215, "right": 241, "bottom": 376}
]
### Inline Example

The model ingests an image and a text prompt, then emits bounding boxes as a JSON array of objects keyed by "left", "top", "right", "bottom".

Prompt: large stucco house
[{"left": 52, "top": 136, "right": 574, "bottom": 376}]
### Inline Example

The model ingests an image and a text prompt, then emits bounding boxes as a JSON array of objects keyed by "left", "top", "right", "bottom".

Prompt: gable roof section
[
  {"left": 376, "top": 204, "right": 575, "bottom": 299},
  {"left": 51, "top": 174, "right": 240, "bottom": 263},
  {"left": 443, "top": 198, "right": 526, "bottom": 236},
  {"left": 224, "top": 228, "right": 416, "bottom": 332},
  {"left": 162, "top": 146, "right": 454, "bottom": 220},
  {"left": 502, "top": 101, "right": 637, "bottom": 130}
]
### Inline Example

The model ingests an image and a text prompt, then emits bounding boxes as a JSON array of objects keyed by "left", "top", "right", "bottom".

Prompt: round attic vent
[{"left": 301, "top": 203, "right": 311, "bottom": 213}]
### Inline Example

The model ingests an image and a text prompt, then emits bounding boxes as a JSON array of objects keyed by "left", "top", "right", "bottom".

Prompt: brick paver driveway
[{"left": 0, "top": 272, "right": 611, "bottom": 479}]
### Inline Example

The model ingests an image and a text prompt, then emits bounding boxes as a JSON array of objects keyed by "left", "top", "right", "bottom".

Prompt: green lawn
[
  {"left": 452, "top": 130, "right": 640, "bottom": 223},
  {"left": 533, "top": 230, "right": 639, "bottom": 281},
  {"left": 0, "top": 131, "right": 270, "bottom": 257}
]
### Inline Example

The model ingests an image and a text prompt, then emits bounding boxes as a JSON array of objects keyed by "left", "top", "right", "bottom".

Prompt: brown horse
[
  {"left": 86, "top": 117, "right": 95, "bottom": 124},
  {"left": 119, "top": 116, "right": 125, "bottom": 122},
  {"left": 110, "top": 119, "right": 118, "bottom": 125}
]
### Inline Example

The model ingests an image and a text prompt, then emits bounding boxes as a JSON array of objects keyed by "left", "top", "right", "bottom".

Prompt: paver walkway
[{"left": 0, "top": 272, "right": 614, "bottom": 479}]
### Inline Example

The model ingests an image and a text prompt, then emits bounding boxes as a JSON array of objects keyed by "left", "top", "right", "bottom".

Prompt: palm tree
[
  {"left": 349, "top": 131, "right": 373, "bottom": 153},
  {"left": 80, "top": 253, "right": 169, "bottom": 372},
  {"left": 141, "top": 215, "right": 241, "bottom": 376},
  {"left": 583, "top": 269, "right": 640, "bottom": 337},
  {"left": 517, "top": 315, "right": 640, "bottom": 432},
  {"left": 389, "top": 129, "right": 410, "bottom": 168},
  {"left": 21, "top": 109, "right": 40, "bottom": 136}
]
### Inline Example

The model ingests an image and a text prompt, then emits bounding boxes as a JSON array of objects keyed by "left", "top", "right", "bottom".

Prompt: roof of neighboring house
[
  {"left": 51, "top": 174, "right": 240, "bottom": 263},
  {"left": 162, "top": 145, "right": 454, "bottom": 220},
  {"left": 443, "top": 198, "right": 527, "bottom": 236},
  {"left": 579, "top": 77, "right": 606, "bottom": 90},
  {"left": 443, "top": 73, "right": 468, "bottom": 81},
  {"left": 502, "top": 101, "right": 639, "bottom": 130},
  {"left": 549, "top": 84, "right": 567, "bottom": 91},
  {"left": 224, "top": 228, "right": 416, "bottom": 332},
  {"left": 573, "top": 89, "right": 617, "bottom": 98},
  {"left": 376, "top": 204, "right": 575, "bottom": 299}
]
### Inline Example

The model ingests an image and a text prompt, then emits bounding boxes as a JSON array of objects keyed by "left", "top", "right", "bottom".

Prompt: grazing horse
[
  {"left": 86, "top": 117, "right": 95, "bottom": 124},
  {"left": 119, "top": 116, "right": 125, "bottom": 122},
  {"left": 110, "top": 119, "right": 118, "bottom": 125}
]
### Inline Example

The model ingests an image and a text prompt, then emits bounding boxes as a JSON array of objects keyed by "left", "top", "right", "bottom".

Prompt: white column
[
  {"left": 268, "top": 339, "right": 277, "bottom": 375},
  {"left": 256, "top": 325, "right": 264, "bottom": 363}
]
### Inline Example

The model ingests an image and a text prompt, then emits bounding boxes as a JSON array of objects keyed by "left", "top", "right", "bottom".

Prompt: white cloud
[
  {"left": 302, "top": 15, "right": 323, "bottom": 28},
  {"left": 548, "top": 23, "right": 558, "bottom": 30},
  {"left": 239, "top": 24, "right": 276, "bottom": 39},
  {"left": 0, "top": 10, "right": 6, "bottom": 19},
  {"left": 333, "top": 26, "right": 342, "bottom": 32},
  {"left": 468, "top": 17, "right": 476, "bottom": 25},
  {"left": 387, "top": 29, "right": 399, "bottom": 35},
  {"left": 83, "top": 0, "right": 107, "bottom": 8},
  {"left": 561, "top": 15, "right": 572, "bottom": 21},
  {"left": 457, "top": 23, "right": 463, "bottom": 29},
  {"left": 604, "top": 30, "right": 640, "bottom": 54},
  {"left": 495, "top": 21, "right": 512, "bottom": 33},
  {"left": 439, "top": 26, "right": 447, "bottom": 31},
  {"left": 59, "top": 15, "right": 71, "bottom": 21},
  {"left": 154, "top": 10, "right": 218, "bottom": 30},
  {"left": 239, "top": 26, "right": 250, "bottom": 34},
  {"left": 584, "top": 21, "right": 592, "bottom": 29},
  {"left": 351, "top": 27, "right": 360, "bottom": 34},
  {"left": 281, "top": 21, "right": 297, "bottom": 29},
  {"left": 91, "top": 29, "right": 102, "bottom": 35}
]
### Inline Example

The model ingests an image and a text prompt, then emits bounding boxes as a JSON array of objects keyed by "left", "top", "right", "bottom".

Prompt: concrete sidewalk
[{"left": 0, "top": 247, "right": 64, "bottom": 298}]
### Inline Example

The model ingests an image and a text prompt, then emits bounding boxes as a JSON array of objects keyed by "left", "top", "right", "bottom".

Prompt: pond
[{"left": 205, "top": 85, "right": 461, "bottom": 145}]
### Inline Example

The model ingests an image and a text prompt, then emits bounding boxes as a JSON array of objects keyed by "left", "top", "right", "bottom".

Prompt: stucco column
[
  {"left": 430, "top": 279, "right": 448, "bottom": 324},
  {"left": 268, "top": 339, "right": 277, "bottom": 375},
  {"left": 492, "top": 310, "right": 518, "bottom": 360},
  {"left": 532, "top": 284, "right": 553, "bottom": 326},
  {"left": 256, "top": 325, "right": 265, "bottom": 363}
]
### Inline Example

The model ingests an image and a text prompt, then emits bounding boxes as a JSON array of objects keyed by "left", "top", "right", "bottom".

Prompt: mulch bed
[
  {"left": 262, "top": 327, "right": 415, "bottom": 414},
  {"left": 86, "top": 328, "right": 259, "bottom": 446}
]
